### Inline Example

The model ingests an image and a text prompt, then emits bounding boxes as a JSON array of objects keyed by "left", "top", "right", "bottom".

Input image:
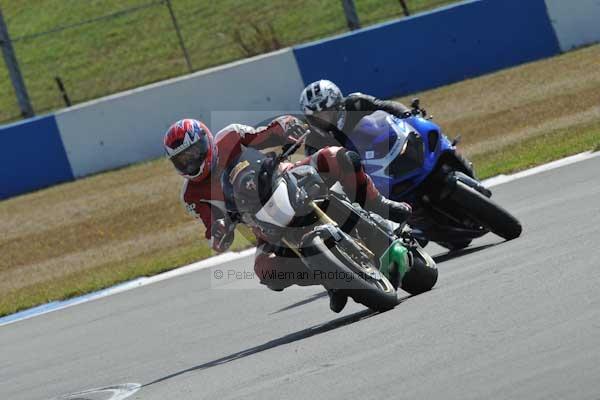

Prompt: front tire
[
  {"left": 450, "top": 181, "right": 522, "bottom": 240},
  {"left": 401, "top": 247, "right": 438, "bottom": 295},
  {"left": 301, "top": 229, "right": 399, "bottom": 312}
]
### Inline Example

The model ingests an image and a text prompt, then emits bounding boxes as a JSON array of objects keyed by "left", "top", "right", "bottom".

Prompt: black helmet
[{"left": 223, "top": 148, "right": 275, "bottom": 215}]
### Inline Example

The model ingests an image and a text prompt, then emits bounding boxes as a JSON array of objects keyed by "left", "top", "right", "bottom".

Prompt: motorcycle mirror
[
  {"left": 452, "top": 134, "right": 462, "bottom": 146},
  {"left": 411, "top": 98, "right": 420, "bottom": 110}
]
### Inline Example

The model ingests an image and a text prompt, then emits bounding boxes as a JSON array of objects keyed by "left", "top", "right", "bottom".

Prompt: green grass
[
  {"left": 472, "top": 121, "right": 600, "bottom": 179},
  {"left": 0, "top": 0, "right": 458, "bottom": 122}
]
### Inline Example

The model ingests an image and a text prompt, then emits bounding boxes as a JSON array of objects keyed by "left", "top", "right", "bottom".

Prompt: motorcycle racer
[
  {"left": 163, "top": 117, "right": 412, "bottom": 312},
  {"left": 163, "top": 117, "right": 304, "bottom": 249},
  {"left": 300, "top": 79, "right": 478, "bottom": 178},
  {"left": 299, "top": 79, "right": 411, "bottom": 155}
]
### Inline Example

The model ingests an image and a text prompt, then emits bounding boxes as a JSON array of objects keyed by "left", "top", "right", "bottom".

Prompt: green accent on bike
[{"left": 379, "top": 239, "right": 409, "bottom": 281}]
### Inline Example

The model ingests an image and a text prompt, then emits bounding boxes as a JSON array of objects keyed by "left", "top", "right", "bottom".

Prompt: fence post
[
  {"left": 0, "top": 7, "right": 34, "bottom": 119},
  {"left": 164, "top": 0, "right": 193, "bottom": 73},
  {"left": 399, "top": 0, "right": 410, "bottom": 16},
  {"left": 54, "top": 76, "right": 72, "bottom": 107},
  {"left": 341, "top": 0, "right": 361, "bottom": 31}
]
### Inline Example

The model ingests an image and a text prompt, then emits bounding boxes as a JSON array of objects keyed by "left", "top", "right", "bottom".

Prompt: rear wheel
[
  {"left": 301, "top": 229, "right": 399, "bottom": 312},
  {"left": 450, "top": 181, "right": 522, "bottom": 240}
]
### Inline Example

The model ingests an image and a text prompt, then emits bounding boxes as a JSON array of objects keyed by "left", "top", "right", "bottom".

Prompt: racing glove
[
  {"left": 367, "top": 195, "right": 413, "bottom": 224},
  {"left": 210, "top": 218, "right": 236, "bottom": 253}
]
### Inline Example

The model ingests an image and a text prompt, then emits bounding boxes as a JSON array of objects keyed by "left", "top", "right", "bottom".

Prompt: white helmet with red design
[{"left": 163, "top": 119, "right": 216, "bottom": 182}]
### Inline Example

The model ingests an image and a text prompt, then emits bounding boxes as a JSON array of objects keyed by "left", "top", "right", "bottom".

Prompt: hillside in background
[{"left": 0, "top": 0, "right": 456, "bottom": 122}]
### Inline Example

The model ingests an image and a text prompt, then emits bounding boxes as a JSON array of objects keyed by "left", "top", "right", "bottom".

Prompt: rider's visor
[{"left": 170, "top": 136, "right": 209, "bottom": 176}]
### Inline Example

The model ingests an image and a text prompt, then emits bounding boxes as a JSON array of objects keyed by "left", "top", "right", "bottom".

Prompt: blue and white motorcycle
[{"left": 346, "top": 100, "right": 522, "bottom": 250}]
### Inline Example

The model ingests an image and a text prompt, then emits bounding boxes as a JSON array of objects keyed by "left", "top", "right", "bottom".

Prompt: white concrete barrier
[
  {"left": 54, "top": 48, "right": 305, "bottom": 178},
  {"left": 545, "top": 0, "right": 600, "bottom": 51}
]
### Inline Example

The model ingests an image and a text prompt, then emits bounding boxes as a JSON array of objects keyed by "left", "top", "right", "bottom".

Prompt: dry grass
[
  {"left": 396, "top": 44, "right": 600, "bottom": 157},
  {"left": 471, "top": 119, "right": 600, "bottom": 179},
  {"left": 1, "top": 161, "right": 172, "bottom": 292},
  {"left": 1, "top": 44, "right": 600, "bottom": 316}
]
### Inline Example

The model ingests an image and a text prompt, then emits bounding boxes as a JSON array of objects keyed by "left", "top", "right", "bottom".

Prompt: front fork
[
  {"left": 284, "top": 200, "right": 410, "bottom": 287},
  {"left": 440, "top": 170, "right": 492, "bottom": 200},
  {"left": 281, "top": 200, "right": 374, "bottom": 256}
]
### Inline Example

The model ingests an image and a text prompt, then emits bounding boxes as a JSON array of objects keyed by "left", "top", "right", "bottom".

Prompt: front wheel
[
  {"left": 401, "top": 246, "right": 438, "bottom": 295},
  {"left": 450, "top": 181, "right": 522, "bottom": 240},
  {"left": 301, "top": 229, "right": 399, "bottom": 312}
]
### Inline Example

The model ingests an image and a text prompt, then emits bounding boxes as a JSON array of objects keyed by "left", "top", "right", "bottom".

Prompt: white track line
[
  {"left": 1, "top": 150, "right": 599, "bottom": 327},
  {"left": 0, "top": 248, "right": 255, "bottom": 327}
]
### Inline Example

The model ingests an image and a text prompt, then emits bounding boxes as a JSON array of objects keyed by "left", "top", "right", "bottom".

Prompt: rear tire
[
  {"left": 302, "top": 230, "right": 399, "bottom": 312},
  {"left": 451, "top": 181, "right": 522, "bottom": 240}
]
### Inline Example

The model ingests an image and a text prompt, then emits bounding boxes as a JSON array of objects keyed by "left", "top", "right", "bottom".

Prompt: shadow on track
[
  {"left": 143, "top": 309, "right": 374, "bottom": 387},
  {"left": 433, "top": 243, "right": 498, "bottom": 264},
  {"left": 143, "top": 299, "right": 411, "bottom": 388},
  {"left": 271, "top": 291, "right": 329, "bottom": 314}
]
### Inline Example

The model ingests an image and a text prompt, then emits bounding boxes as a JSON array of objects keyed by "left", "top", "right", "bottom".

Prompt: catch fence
[{"left": 0, "top": 0, "right": 454, "bottom": 123}]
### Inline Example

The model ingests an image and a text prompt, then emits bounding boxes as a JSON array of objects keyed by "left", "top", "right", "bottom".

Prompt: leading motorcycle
[{"left": 221, "top": 137, "right": 438, "bottom": 312}]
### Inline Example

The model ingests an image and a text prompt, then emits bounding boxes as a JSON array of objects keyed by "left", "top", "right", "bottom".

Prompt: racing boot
[{"left": 327, "top": 289, "right": 348, "bottom": 313}]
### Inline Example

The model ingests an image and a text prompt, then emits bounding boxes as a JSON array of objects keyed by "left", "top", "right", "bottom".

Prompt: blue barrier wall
[
  {"left": 0, "top": 115, "right": 73, "bottom": 199},
  {"left": 293, "top": 0, "right": 561, "bottom": 99}
]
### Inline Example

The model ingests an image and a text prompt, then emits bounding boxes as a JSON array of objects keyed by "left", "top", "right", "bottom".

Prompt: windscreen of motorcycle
[
  {"left": 354, "top": 113, "right": 424, "bottom": 179},
  {"left": 388, "top": 116, "right": 412, "bottom": 151},
  {"left": 255, "top": 179, "right": 296, "bottom": 228},
  {"left": 387, "top": 119, "right": 425, "bottom": 177},
  {"left": 352, "top": 111, "right": 405, "bottom": 160}
]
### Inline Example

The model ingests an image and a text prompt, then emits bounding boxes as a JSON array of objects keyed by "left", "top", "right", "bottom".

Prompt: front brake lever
[{"left": 394, "top": 224, "right": 419, "bottom": 247}]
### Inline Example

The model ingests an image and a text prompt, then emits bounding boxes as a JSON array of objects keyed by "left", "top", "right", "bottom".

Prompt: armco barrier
[
  {"left": 0, "top": 115, "right": 73, "bottom": 199},
  {"left": 545, "top": 0, "right": 600, "bottom": 51},
  {"left": 55, "top": 48, "right": 305, "bottom": 178},
  {"left": 293, "top": 0, "right": 561, "bottom": 99}
]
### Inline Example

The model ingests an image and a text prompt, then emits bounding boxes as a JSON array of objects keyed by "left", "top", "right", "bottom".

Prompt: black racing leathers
[{"left": 305, "top": 93, "right": 410, "bottom": 155}]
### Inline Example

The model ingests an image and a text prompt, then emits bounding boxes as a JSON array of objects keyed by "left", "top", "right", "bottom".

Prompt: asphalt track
[{"left": 2, "top": 156, "right": 600, "bottom": 400}]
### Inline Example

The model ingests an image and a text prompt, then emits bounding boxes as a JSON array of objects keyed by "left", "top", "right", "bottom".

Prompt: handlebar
[{"left": 277, "top": 131, "right": 309, "bottom": 163}]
